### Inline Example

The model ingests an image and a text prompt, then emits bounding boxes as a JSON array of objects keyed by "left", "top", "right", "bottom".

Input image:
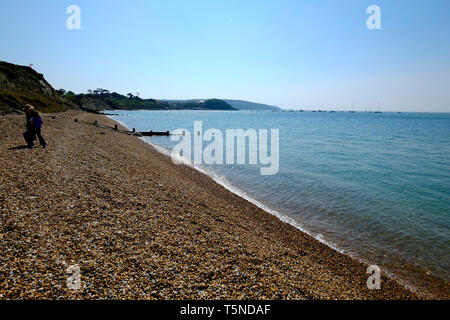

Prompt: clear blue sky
[{"left": 0, "top": 0, "right": 449, "bottom": 111}]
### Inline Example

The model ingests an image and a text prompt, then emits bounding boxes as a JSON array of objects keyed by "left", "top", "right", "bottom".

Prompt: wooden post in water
[{"left": 114, "top": 124, "right": 118, "bottom": 130}]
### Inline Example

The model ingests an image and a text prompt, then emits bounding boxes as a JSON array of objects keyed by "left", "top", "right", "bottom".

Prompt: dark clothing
[
  {"left": 24, "top": 110, "right": 46, "bottom": 147},
  {"left": 35, "top": 128, "right": 46, "bottom": 146},
  {"left": 33, "top": 116, "right": 43, "bottom": 129},
  {"left": 23, "top": 130, "right": 36, "bottom": 147},
  {"left": 27, "top": 110, "right": 43, "bottom": 129}
]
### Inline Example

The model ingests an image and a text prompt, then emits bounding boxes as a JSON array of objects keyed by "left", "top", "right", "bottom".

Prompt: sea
[{"left": 108, "top": 110, "right": 450, "bottom": 297}]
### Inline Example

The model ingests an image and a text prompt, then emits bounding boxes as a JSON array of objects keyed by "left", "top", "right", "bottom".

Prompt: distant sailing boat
[
  {"left": 349, "top": 103, "right": 355, "bottom": 113},
  {"left": 374, "top": 101, "right": 382, "bottom": 113}
]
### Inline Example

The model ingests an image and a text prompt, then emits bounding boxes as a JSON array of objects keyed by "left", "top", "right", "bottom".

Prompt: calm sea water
[{"left": 109, "top": 110, "right": 450, "bottom": 295}]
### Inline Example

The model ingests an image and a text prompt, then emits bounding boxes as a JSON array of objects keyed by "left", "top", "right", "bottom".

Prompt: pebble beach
[{"left": 0, "top": 111, "right": 420, "bottom": 299}]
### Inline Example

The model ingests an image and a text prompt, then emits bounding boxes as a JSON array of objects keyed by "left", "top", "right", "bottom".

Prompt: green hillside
[{"left": 0, "top": 61, "right": 75, "bottom": 114}]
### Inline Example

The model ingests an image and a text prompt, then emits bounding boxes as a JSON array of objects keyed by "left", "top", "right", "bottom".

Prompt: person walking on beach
[{"left": 23, "top": 104, "right": 47, "bottom": 148}]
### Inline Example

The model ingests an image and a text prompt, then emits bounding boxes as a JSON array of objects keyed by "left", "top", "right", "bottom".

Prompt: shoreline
[
  {"left": 107, "top": 115, "right": 348, "bottom": 252},
  {"left": 106, "top": 113, "right": 437, "bottom": 299},
  {"left": 0, "top": 111, "right": 430, "bottom": 299},
  {"left": 107, "top": 114, "right": 439, "bottom": 299}
]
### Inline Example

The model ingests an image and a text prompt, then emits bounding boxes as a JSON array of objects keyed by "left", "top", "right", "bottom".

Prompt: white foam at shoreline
[
  {"left": 107, "top": 115, "right": 345, "bottom": 253},
  {"left": 106, "top": 114, "right": 422, "bottom": 296}
]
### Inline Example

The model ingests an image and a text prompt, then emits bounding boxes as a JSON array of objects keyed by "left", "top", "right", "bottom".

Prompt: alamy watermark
[
  {"left": 367, "top": 265, "right": 381, "bottom": 289},
  {"left": 66, "top": 5, "right": 81, "bottom": 30},
  {"left": 170, "top": 121, "right": 279, "bottom": 176},
  {"left": 66, "top": 264, "right": 82, "bottom": 290},
  {"left": 65, "top": 4, "right": 380, "bottom": 31},
  {"left": 367, "top": 5, "right": 381, "bottom": 30}
]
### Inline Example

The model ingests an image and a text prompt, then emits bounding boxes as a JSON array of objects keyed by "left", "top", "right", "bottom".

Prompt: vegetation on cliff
[
  {"left": 63, "top": 91, "right": 236, "bottom": 111},
  {"left": 0, "top": 61, "right": 75, "bottom": 114}
]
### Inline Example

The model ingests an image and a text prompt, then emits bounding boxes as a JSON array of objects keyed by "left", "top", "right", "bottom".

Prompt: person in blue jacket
[{"left": 24, "top": 104, "right": 47, "bottom": 148}]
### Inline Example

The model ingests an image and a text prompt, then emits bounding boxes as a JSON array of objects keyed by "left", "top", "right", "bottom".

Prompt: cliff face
[{"left": 0, "top": 61, "right": 75, "bottom": 114}]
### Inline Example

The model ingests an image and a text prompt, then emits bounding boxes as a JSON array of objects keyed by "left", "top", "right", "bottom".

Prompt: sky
[{"left": 0, "top": 0, "right": 449, "bottom": 112}]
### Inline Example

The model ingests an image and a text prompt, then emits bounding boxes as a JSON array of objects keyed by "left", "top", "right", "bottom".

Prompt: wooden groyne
[
  {"left": 140, "top": 130, "right": 170, "bottom": 137},
  {"left": 91, "top": 120, "right": 170, "bottom": 137}
]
